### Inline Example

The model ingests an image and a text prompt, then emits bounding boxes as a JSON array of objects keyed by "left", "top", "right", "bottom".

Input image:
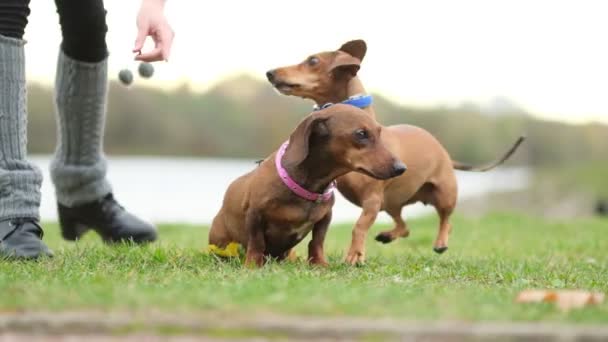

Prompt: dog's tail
[{"left": 452, "top": 136, "right": 525, "bottom": 172}]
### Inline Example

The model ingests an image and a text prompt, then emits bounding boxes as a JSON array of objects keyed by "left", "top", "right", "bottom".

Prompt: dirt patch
[{"left": 1, "top": 311, "right": 608, "bottom": 341}]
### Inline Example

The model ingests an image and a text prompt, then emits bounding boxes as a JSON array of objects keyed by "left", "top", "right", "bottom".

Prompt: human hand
[{"left": 133, "top": 0, "right": 174, "bottom": 62}]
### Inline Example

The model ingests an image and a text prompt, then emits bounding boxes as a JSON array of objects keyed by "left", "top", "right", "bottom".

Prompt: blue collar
[{"left": 313, "top": 94, "right": 373, "bottom": 111}]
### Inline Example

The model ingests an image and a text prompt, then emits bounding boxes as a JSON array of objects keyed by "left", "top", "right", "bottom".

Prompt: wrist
[{"left": 141, "top": 0, "right": 165, "bottom": 10}]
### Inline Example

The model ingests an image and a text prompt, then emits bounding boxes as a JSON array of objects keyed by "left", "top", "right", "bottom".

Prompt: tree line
[{"left": 26, "top": 75, "right": 608, "bottom": 167}]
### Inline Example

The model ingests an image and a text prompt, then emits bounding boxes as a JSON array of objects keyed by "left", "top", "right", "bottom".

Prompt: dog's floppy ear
[
  {"left": 338, "top": 39, "right": 367, "bottom": 61},
  {"left": 286, "top": 112, "right": 331, "bottom": 166},
  {"left": 329, "top": 51, "right": 361, "bottom": 78}
]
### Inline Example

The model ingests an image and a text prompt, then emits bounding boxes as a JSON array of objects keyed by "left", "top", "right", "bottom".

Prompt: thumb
[{"left": 133, "top": 25, "right": 149, "bottom": 52}]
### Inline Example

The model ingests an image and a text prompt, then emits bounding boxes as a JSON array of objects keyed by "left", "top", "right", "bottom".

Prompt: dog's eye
[
  {"left": 354, "top": 129, "right": 369, "bottom": 141},
  {"left": 307, "top": 56, "right": 320, "bottom": 66}
]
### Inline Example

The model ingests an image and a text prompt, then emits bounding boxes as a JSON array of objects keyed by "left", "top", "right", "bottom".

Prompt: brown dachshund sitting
[
  {"left": 266, "top": 40, "right": 524, "bottom": 264},
  {"left": 208, "top": 104, "right": 405, "bottom": 267}
]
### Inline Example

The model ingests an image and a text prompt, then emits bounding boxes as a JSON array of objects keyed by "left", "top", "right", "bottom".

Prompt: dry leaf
[
  {"left": 516, "top": 289, "right": 605, "bottom": 311},
  {"left": 515, "top": 290, "right": 548, "bottom": 303}
]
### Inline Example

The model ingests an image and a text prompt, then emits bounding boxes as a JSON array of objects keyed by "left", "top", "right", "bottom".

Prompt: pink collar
[{"left": 275, "top": 142, "right": 336, "bottom": 203}]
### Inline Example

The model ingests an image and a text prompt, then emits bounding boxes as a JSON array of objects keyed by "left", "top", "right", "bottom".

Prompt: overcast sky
[{"left": 24, "top": 0, "right": 608, "bottom": 124}]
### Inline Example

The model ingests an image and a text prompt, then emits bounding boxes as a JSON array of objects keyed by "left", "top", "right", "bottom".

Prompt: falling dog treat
[
  {"left": 138, "top": 62, "right": 154, "bottom": 78},
  {"left": 118, "top": 69, "right": 133, "bottom": 86},
  {"left": 516, "top": 289, "right": 605, "bottom": 311}
]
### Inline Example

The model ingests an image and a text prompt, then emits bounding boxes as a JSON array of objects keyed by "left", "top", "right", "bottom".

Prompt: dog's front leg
[
  {"left": 244, "top": 210, "right": 266, "bottom": 267},
  {"left": 308, "top": 211, "right": 332, "bottom": 267},
  {"left": 345, "top": 194, "right": 382, "bottom": 265}
]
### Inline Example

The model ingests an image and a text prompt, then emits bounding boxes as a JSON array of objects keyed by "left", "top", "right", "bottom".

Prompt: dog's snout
[
  {"left": 391, "top": 161, "right": 407, "bottom": 177},
  {"left": 266, "top": 70, "right": 276, "bottom": 83}
]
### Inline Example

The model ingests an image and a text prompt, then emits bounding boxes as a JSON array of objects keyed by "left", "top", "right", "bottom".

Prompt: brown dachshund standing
[
  {"left": 266, "top": 40, "right": 524, "bottom": 264},
  {"left": 209, "top": 104, "right": 405, "bottom": 267}
]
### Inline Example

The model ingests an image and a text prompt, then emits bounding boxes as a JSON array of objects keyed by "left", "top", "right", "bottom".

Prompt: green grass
[{"left": 1, "top": 213, "right": 607, "bottom": 323}]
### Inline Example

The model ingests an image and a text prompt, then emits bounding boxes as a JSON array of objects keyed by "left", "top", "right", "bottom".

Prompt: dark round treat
[
  {"left": 118, "top": 69, "right": 133, "bottom": 85},
  {"left": 138, "top": 62, "right": 154, "bottom": 78}
]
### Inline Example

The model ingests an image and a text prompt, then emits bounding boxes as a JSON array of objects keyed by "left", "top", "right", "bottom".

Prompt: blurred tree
[{"left": 26, "top": 76, "right": 608, "bottom": 168}]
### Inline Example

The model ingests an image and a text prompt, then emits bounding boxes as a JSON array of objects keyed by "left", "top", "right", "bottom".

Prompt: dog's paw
[
  {"left": 245, "top": 253, "right": 265, "bottom": 268},
  {"left": 433, "top": 246, "right": 448, "bottom": 254},
  {"left": 375, "top": 233, "right": 394, "bottom": 244},
  {"left": 344, "top": 250, "right": 366, "bottom": 266},
  {"left": 309, "top": 258, "right": 329, "bottom": 267}
]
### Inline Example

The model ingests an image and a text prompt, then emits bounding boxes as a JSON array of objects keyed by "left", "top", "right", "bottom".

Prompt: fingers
[
  {"left": 133, "top": 24, "right": 149, "bottom": 54},
  {"left": 134, "top": 26, "right": 174, "bottom": 62},
  {"left": 135, "top": 46, "right": 163, "bottom": 62},
  {"left": 160, "top": 28, "right": 174, "bottom": 61}
]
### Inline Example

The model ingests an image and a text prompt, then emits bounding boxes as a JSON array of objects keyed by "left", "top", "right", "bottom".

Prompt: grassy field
[{"left": 1, "top": 213, "right": 607, "bottom": 324}]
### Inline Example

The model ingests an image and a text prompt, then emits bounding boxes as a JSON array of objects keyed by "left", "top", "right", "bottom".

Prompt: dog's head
[
  {"left": 266, "top": 40, "right": 367, "bottom": 105},
  {"left": 285, "top": 104, "right": 405, "bottom": 180}
]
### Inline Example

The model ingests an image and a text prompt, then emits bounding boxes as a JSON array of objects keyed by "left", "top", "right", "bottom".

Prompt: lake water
[{"left": 30, "top": 156, "right": 530, "bottom": 224}]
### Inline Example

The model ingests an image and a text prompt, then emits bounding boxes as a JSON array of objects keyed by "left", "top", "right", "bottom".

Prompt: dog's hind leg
[
  {"left": 208, "top": 213, "right": 231, "bottom": 248},
  {"left": 375, "top": 206, "right": 410, "bottom": 244},
  {"left": 433, "top": 206, "right": 453, "bottom": 254},
  {"left": 345, "top": 194, "right": 382, "bottom": 265},
  {"left": 430, "top": 180, "right": 457, "bottom": 254}
]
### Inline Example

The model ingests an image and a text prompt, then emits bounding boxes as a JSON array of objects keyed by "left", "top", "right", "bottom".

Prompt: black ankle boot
[
  {"left": 58, "top": 194, "right": 157, "bottom": 244},
  {"left": 0, "top": 219, "right": 53, "bottom": 259}
]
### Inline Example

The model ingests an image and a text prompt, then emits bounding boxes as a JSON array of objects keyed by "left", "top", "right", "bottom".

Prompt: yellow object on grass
[{"left": 207, "top": 242, "right": 243, "bottom": 257}]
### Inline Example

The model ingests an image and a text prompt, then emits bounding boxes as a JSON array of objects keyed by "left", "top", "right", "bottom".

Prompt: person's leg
[
  {"left": 0, "top": 0, "right": 52, "bottom": 259},
  {"left": 52, "top": 0, "right": 156, "bottom": 243},
  {"left": 51, "top": 0, "right": 111, "bottom": 206}
]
